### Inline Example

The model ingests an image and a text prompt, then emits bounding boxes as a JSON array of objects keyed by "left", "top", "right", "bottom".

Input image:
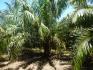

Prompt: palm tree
[
  {"left": 68, "top": 0, "right": 93, "bottom": 70},
  {"left": 0, "top": 0, "right": 28, "bottom": 60},
  {"left": 0, "top": 0, "right": 68, "bottom": 59},
  {"left": 31, "top": 0, "right": 68, "bottom": 57}
]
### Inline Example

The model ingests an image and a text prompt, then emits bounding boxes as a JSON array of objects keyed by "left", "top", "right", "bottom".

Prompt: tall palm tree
[
  {"left": 0, "top": 0, "right": 68, "bottom": 59},
  {"left": 31, "top": 0, "right": 68, "bottom": 57},
  {"left": 68, "top": 0, "right": 93, "bottom": 70},
  {"left": 0, "top": 0, "right": 29, "bottom": 60}
]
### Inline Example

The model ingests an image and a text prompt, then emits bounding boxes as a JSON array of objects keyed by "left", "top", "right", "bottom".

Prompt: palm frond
[
  {"left": 72, "top": 8, "right": 93, "bottom": 28},
  {"left": 73, "top": 31, "right": 93, "bottom": 70},
  {"left": 39, "top": 23, "right": 50, "bottom": 40},
  {"left": 7, "top": 32, "right": 28, "bottom": 60},
  {"left": 23, "top": 10, "right": 35, "bottom": 33},
  {"left": 69, "top": 0, "right": 88, "bottom": 9}
]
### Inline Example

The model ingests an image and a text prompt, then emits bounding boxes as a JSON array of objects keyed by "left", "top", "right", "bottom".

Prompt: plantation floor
[
  {"left": 0, "top": 59, "right": 72, "bottom": 70},
  {"left": 0, "top": 49, "right": 72, "bottom": 70}
]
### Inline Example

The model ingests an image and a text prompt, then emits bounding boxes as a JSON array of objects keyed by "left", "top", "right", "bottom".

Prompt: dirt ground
[
  {"left": 0, "top": 59, "right": 72, "bottom": 70},
  {"left": 0, "top": 49, "right": 72, "bottom": 70}
]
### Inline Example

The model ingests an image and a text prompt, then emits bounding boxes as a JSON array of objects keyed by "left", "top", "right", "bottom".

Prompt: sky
[
  {"left": 58, "top": 5, "right": 74, "bottom": 21},
  {"left": 0, "top": 0, "right": 10, "bottom": 10},
  {"left": 0, "top": 0, "right": 74, "bottom": 21}
]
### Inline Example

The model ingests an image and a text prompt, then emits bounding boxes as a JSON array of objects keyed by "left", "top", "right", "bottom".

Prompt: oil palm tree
[
  {"left": 0, "top": 0, "right": 29, "bottom": 60},
  {"left": 68, "top": 0, "right": 93, "bottom": 70},
  {"left": 0, "top": 0, "right": 68, "bottom": 59},
  {"left": 31, "top": 0, "right": 68, "bottom": 57}
]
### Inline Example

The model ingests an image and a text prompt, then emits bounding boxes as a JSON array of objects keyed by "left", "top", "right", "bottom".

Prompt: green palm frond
[
  {"left": 72, "top": 8, "right": 93, "bottom": 28},
  {"left": 39, "top": 23, "right": 50, "bottom": 40},
  {"left": 24, "top": 10, "right": 34, "bottom": 22},
  {"left": 55, "top": 0, "right": 68, "bottom": 17},
  {"left": 0, "top": 27, "right": 7, "bottom": 54},
  {"left": 8, "top": 32, "right": 27, "bottom": 60},
  {"left": 32, "top": 0, "right": 68, "bottom": 20},
  {"left": 69, "top": 0, "right": 88, "bottom": 9},
  {"left": 52, "top": 34, "right": 66, "bottom": 53},
  {"left": 23, "top": 10, "right": 35, "bottom": 33},
  {"left": 73, "top": 31, "right": 93, "bottom": 70}
]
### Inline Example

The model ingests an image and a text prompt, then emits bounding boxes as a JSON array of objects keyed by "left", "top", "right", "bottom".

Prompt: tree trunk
[{"left": 43, "top": 36, "right": 51, "bottom": 57}]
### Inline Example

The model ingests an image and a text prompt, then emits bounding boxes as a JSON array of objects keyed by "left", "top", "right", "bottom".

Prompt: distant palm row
[{"left": 0, "top": 0, "right": 93, "bottom": 70}]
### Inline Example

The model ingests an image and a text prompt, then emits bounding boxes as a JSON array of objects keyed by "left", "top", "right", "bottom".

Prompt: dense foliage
[{"left": 0, "top": 0, "right": 93, "bottom": 70}]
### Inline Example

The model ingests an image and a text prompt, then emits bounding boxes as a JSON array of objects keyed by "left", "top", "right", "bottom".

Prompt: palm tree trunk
[{"left": 43, "top": 36, "right": 51, "bottom": 57}]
